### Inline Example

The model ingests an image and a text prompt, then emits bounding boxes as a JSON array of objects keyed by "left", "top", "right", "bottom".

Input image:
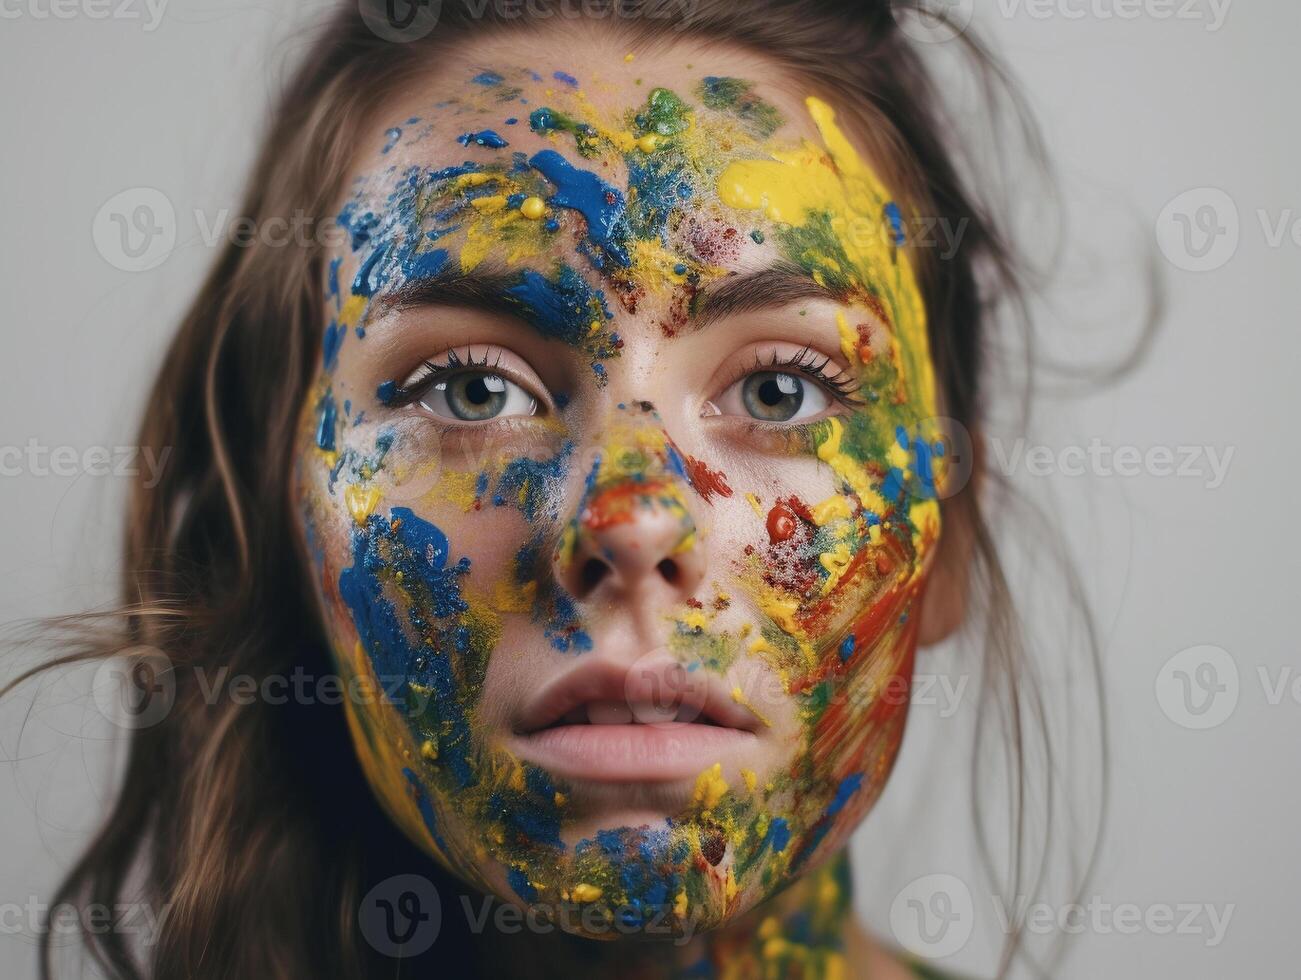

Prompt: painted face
[{"left": 295, "top": 42, "right": 946, "bottom": 939}]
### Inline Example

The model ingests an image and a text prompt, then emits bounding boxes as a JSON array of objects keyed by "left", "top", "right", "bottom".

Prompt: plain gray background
[{"left": 1, "top": 1, "right": 1296, "bottom": 976}]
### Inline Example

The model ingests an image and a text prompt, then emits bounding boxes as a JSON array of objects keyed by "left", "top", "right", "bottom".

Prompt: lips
[{"left": 509, "top": 655, "right": 765, "bottom": 783}]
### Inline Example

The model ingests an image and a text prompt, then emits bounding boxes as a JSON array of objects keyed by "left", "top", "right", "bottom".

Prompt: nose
[{"left": 556, "top": 478, "right": 705, "bottom": 603}]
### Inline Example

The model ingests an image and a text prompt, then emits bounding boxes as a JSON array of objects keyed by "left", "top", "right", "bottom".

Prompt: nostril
[
  {"left": 580, "top": 558, "right": 610, "bottom": 595},
  {"left": 656, "top": 558, "right": 680, "bottom": 585}
]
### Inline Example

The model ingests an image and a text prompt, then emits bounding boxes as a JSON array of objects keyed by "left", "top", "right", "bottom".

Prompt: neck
[{"left": 475, "top": 852, "right": 866, "bottom": 980}]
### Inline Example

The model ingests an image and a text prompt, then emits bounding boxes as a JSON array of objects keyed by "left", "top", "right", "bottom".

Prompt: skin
[{"left": 294, "top": 31, "right": 961, "bottom": 979}]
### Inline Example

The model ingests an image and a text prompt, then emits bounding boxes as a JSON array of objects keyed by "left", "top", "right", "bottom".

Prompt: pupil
[
  {"left": 759, "top": 378, "right": 785, "bottom": 407},
  {"left": 465, "top": 377, "right": 491, "bottom": 405}
]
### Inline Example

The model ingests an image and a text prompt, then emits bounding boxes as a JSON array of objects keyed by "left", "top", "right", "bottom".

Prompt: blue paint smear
[
  {"left": 493, "top": 442, "right": 573, "bottom": 523},
  {"left": 315, "top": 391, "right": 337, "bottom": 451},
  {"left": 403, "top": 767, "right": 448, "bottom": 853},
  {"left": 492, "top": 789, "right": 564, "bottom": 849},
  {"left": 507, "top": 867, "right": 537, "bottom": 903},
  {"left": 322, "top": 320, "right": 345, "bottom": 371},
  {"left": 401, "top": 246, "right": 448, "bottom": 283},
  {"left": 839, "top": 634, "right": 856, "bottom": 662},
  {"left": 430, "top": 162, "right": 482, "bottom": 181},
  {"left": 767, "top": 817, "right": 791, "bottom": 853},
  {"left": 627, "top": 156, "right": 685, "bottom": 242},
  {"left": 376, "top": 380, "right": 397, "bottom": 406},
  {"left": 339, "top": 508, "right": 476, "bottom": 788},
  {"left": 337, "top": 202, "right": 378, "bottom": 251},
  {"left": 825, "top": 773, "right": 864, "bottom": 817},
  {"left": 457, "top": 129, "right": 510, "bottom": 149},
  {"left": 913, "top": 438, "right": 942, "bottom": 500},
  {"left": 574, "top": 828, "right": 678, "bottom": 922},
  {"left": 352, "top": 241, "right": 392, "bottom": 297},
  {"left": 472, "top": 70, "right": 504, "bottom": 86},
  {"left": 884, "top": 202, "right": 905, "bottom": 246},
  {"left": 382, "top": 127, "right": 402, "bottom": 154},
  {"left": 505, "top": 266, "right": 612, "bottom": 346},
  {"left": 553, "top": 70, "right": 578, "bottom": 87},
  {"left": 327, "top": 256, "right": 342, "bottom": 301},
  {"left": 664, "top": 443, "right": 690, "bottom": 484},
  {"left": 528, "top": 150, "right": 630, "bottom": 266}
]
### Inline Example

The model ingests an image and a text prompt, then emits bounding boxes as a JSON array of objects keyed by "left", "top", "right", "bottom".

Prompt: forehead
[
  {"left": 353, "top": 35, "right": 822, "bottom": 182},
  {"left": 320, "top": 30, "right": 927, "bottom": 365}
]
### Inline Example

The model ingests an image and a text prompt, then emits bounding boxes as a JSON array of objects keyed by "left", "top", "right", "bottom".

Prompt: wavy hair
[{"left": 4, "top": 2, "right": 1128, "bottom": 977}]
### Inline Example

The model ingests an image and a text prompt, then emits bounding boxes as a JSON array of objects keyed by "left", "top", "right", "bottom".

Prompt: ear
[{"left": 917, "top": 430, "right": 982, "bottom": 647}]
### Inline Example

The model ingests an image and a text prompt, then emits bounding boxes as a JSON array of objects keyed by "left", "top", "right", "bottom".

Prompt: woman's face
[{"left": 295, "top": 36, "right": 946, "bottom": 937}]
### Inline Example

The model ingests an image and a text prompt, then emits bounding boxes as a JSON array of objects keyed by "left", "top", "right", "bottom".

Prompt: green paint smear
[
  {"left": 530, "top": 106, "right": 602, "bottom": 157},
  {"left": 638, "top": 87, "right": 693, "bottom": 137},
  {"left": 698, "top": 76, "right": 783, "bottom": 138}
]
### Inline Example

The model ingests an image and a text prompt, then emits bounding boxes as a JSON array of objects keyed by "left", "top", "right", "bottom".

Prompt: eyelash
[
  {"left": 727, "top": 347, "right": 865, "bottom": 408},
  {"left": 383, "top": 348, "right": 516, "bottom": 409}
]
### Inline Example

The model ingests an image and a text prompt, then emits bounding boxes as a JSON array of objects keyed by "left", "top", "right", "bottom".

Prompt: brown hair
[{"left": 6, "top": 2, "right": 1117, "bottom": 977}]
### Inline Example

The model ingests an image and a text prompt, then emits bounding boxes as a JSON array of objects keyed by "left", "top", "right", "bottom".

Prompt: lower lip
[{"left": 511, "top": 723, "right": 758, "bottom": 783}]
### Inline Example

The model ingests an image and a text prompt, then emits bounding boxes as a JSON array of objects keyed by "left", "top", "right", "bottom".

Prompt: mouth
[{"left": 509, "top": 655, "right": 765, "bottom": 784}]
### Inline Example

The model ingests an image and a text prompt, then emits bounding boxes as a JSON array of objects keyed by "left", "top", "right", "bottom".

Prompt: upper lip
[{"left": 512, "top": 655, "right": 764, "bottom": 735}]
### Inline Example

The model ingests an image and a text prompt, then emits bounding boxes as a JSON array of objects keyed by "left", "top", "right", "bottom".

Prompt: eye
[
  {"left": 744, "top": 371, "right": 827, "bottom": 422},
  {"left": 713, "top": 370, "right": 832, "bottom": 423},
  {"left": 421, "top": 370, "right": 537, "bottom": 422},
  {"left": 383, "top": 348, "right": 545, "bottom": 423},
  {"left": 706, "top": 345, "right": 863, "bottom": 425}
]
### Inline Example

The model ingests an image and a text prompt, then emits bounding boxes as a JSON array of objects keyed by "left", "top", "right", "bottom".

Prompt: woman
[{"left": 12, "top": 2, "right": 1103, "bottom": 977}]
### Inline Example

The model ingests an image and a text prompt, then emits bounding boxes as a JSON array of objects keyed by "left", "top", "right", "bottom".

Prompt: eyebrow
[
  {"left": 371, "top": 266, "right": 522, "bottom": 321},
  {"left": 689, "top": 262, "right": 841, "bottom": 333},
  {"left": 368, "top": 261, "right": 840, "bottom": 332}
]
